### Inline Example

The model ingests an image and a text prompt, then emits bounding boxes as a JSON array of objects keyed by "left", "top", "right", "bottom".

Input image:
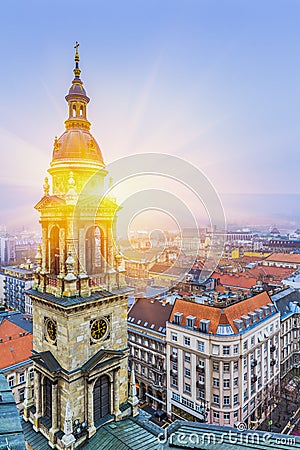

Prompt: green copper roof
[{"left": 0, "top": 374, "right": 25, "bottom": 450}]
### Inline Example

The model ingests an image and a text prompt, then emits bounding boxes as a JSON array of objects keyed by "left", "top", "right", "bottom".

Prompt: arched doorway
[
  {"left": 44, "top": 377, "right": 52, "bottom": 419},
  {"left": 93, "top": 375, "right": 110, "bottom": 421},
  {"left": 50, "top": 226, "right": 60, "bottom": 275},
  {"left": 140, "top": 382, "right": 146, "bottom": 402},
  {"left": 85, "top": 226, "right": 103, "bottom": 274}
]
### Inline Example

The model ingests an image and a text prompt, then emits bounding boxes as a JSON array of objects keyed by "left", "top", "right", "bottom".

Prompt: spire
[
  {"left": 65, "top": 42, "right": 90, "bottom": 129},
  {"left": 61, "top": 402, "right": 76, "bottom": 448},
  {"left": 128, "top": 367, "right": 139, "bottom": 417},
  {"left": 73, "top": 41, "right": 81, "bottom": 79}
]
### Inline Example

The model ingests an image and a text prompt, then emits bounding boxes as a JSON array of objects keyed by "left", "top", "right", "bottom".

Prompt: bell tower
[{"left": 23, "top": 43, "right": 133, "bottom": 449}]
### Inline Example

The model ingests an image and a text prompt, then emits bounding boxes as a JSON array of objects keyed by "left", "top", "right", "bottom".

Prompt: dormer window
[
  {"left": 241, "top": 315, "right": 251, "bottom": 328},
  {"left": 186, "top": 315, "right": 196, "bottom": 329},
  {"left": 199, "top": 319, "right": 210, "bottom": 333},
  {"left": 173, "top": 312, "right": 183, "bottom": 325}
]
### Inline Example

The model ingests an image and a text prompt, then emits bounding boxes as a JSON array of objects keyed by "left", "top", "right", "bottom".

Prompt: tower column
[
  {"left": 59, "top": 228, "right": 66, "bottom": 276},
  {"left": 41, "top": 226, "right": 47, "bottom": 272},
  {"left": 33, "top": 370, "right": 42, "bottom": 431},
  {"left": 87, "top": 383, "right": 96, "bottom": 437},
  {"left": 113, "top": 369, "right": 121, "bottom": 420},
  {"left": 49, "top": 381, "right": 59, "bottom": 447}
]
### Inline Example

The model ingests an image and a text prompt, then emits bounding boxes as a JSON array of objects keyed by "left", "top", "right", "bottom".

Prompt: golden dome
[{"left": 51, "top": 129, "right": 104, "bottom": 167}]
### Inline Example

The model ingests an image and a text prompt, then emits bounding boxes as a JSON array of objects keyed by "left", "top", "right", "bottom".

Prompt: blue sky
[{"left": 1, "top": 0, "right": 300, "bottom": 229}]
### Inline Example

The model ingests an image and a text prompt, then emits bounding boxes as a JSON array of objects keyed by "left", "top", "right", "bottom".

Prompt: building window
[
  {"left": 243, "top": 341, "right": 248, "bottom": 351},
  {"left": 224, "top": 379, "right": 230, "bottom": 388},
  {"left": 213, "top": 361, "right": 219, "bottom": 371},
  {"left": 243, "top": 358, "right": 247, "bottom": 368},
  {"left": 213, "top": 377, "right": 219, "bottom": 387},
  {"left": 172, "top": 333, "right": 177, "bottom": 342},
  {"left": 172, "top": 362, "right": 178, "bottom": 371},
  {"left": 251, "top": 337, "right": 255, "bottom": 346},
  {"left": 141, "top": 367, "right": 145, "bottom": 375},
  {"left": 213, "top": 394, "right": 219, "bottom": 405},
  {"left": 233, "top": 361, "right": 238, "bottom": 370},
  {"left": 213, "top": 411, "right": 220, "bottom": 419},
  {"left": 184, "top": 337, "right": 191, "bottom": 346},
  {"left": 198, "top": 340, "right": 204, "bottom": 352},
  {"left": 233, "top": 344, "right": 239, "bottom": 354},
  {"left": 244, "top": 372, "right": 247, "bottom": 381},
  {"left": 148, "top": 354, "right": 153, "bottom": 364},
  {"left": 185, "top": 368, "right": 191, "bottom": 378},
  {"left": 212, "top": 345, "right": 219, "bottom": 355},
  {"left": 172, "top": 392, "right": 180, "bottom": 402},
  {"left": 185, "top": 352, "right": 191, "bottom": 362},
  {"left": 148, "top": 371, "right": 152, "bottom": 379},
  {"left": 172, "top": 348, "right": 178, "bottom": 358},
  {"left": 234, "top": 393, "right": 239, "bottom": 405},
  {"left": 198, "top": 390, "right": 205, "bottom": 400},
  {"left": 29, "top": 369, "right": 34, "bottom": 381},
  {"left": 19, "top": 389, "right": 25, "bottom": 402},
  {"left": 8, "top": 376, "right": 14, "bottom": 388},
  {"left": 172, "top": 377, "right": 178, "bottom": 387},
  {"left": 234, "top": 377, "right": 238, "bottom": 387},
  {"left": 19, "top": 372, "right": 25, "bottom": 384},
  {"left": 223, "top": 363, "right": 230, "bottom": 372},
  {"left": 223, "top": 346, "right": 230, "bottom": 355},
  {"left": 224, "top": 413, "right": 230, "bottom": 420},
  {"left": 224, "top": 396, "right": 230, "bottom": 406},
  {"left": 185, "top": 383, "right": 191, "bottom": 394},
  {"left": 234, "top": 411, "right": 238, "bottom": 419}
]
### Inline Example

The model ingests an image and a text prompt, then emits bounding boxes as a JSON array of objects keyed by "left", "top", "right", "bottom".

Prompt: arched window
[
  {"left": 93, "top": 375, "right": 110, "bottom": 421},
  {"left": 50, "top": 226, "right": 60, "bottom": 275},
  {"left": 44, "top": 377, "right": 52, "bottom": 419},
  {"left": 72, "top": 104, "right": 76, "bottom": 117},
  {"left": 80, "top": 105, "right": 83, "bottom": 116},
  {"left": 85, "top": 227, "right": 103, "bottom": 274}
]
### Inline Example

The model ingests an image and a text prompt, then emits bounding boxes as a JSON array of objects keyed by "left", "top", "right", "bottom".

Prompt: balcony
[
  {"left": 270, "top": 345, "right": 276, "bottom": 353},
  {"left": 170, "top": 369, "right": 178, "bottom": 377},
  {"left": 251, "top": 359, "right": 257, "bottom": 368},
  {"left": 196, "top": 380, "right": 205, "bottom": 388},
  {"left": 170, "top": 354, "right": 178, "bottom": 362},
  {"left": 196, "top": 365, "right": 205, "bottom": 373}
]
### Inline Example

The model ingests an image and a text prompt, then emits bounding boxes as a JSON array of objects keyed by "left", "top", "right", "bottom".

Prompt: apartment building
[
  {"left": 0, "top": 317, "right": 33, "bottom": 412},
  {"left": 3, "top": 264, "right": 34, "bottom": 314},
  {"left": 128, "top": 297, "right": 173, "bottom": 410},
  {"left": 272, "top": 287, "right": 300, "bottom": 377},
  {"left": 166, "top": 291, "right": 280, "bottom": 429}
]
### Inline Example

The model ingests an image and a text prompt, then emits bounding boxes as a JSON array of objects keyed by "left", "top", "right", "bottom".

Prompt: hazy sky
[{"left": 1, "top": 0, "right": 300, "bottom": 229}]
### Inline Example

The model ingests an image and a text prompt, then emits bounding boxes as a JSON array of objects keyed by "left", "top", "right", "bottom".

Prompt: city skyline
[{"left": 1, "top": 1, "right": 300, "bottom": 229}]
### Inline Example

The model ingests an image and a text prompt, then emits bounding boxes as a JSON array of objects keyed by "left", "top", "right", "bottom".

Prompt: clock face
[
  {"left": 46, "top": 319, "right": 57, "bottom": 343},
  {"left": 91, "top": 318, "right": 108, "bottom": 341}
]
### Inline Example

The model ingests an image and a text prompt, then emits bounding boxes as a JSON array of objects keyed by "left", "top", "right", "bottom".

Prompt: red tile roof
[
  {"left": 0, "top": 319, "right": 32, "bottom": 369},
  {"left": 265, "top": 253, "right": 300, "bottom": 264},
  {"left": 170, "top": 291, "right": 273, "bottom": 334},
  {"left": 211, "top": 272, "right": 257, "bottom": 290}
]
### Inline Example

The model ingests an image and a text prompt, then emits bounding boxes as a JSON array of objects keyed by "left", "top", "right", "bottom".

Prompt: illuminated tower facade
[{"left": 23, "top": 44, "right": 133, "bottom": 449}]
